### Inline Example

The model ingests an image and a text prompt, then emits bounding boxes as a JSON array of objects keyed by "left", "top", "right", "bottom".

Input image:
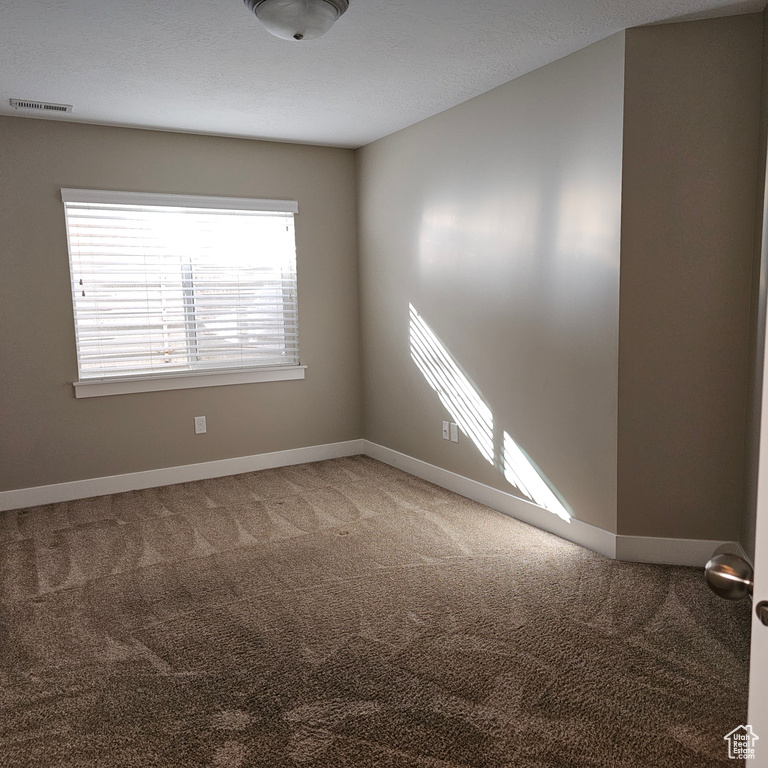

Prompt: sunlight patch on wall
[
  {"left": 409, "top": 303, "right": 494, "bottom": 464},
  {"left": 417, "top": 194, "right": 542, "bottom": 280},
  {"left": 409, "top": 303, "right": 572, "bottom": 522},
  {"left": 555, "top": 179, "right": 618, "bottom": 268},
  {"left": 502, "top": 431, "right": 571, "bottom": 521}
]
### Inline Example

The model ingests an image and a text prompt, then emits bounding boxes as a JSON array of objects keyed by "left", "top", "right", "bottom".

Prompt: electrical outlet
[
  {"left": 442, "top": 421, "right": 450, "bottom": 440},
  {"left": 450, "top": 423, "right": 459, "bottom": 443},
  {"left": 194, "top": 416, "right": 207, "bottom": 435}
]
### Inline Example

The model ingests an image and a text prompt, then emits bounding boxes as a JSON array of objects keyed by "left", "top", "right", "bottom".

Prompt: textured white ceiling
[{"left": 0, "top": 0, "right": 763, "bottom": 148}]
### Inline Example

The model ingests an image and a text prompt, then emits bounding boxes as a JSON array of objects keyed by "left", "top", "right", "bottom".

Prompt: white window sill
[{"left": 73, "top": 366, "right": 306, "bottom": 398}]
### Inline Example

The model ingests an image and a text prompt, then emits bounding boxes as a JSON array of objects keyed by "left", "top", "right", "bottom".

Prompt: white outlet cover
[
  {"left": 450, "top": 423, "right": 459, "bottom": 443},
  {"left": 194, "top": 416, "right": 207, "bottom": 434}
]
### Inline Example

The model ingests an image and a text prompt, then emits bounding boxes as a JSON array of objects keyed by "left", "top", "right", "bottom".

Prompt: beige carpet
[{"left": 0, "top": 456, "right": 751, "bottom": 767}]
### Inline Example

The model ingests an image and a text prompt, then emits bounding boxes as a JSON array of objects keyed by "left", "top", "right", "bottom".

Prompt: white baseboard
[
  {"left": 614, "top": 534, "right": 742, "bottom": 568},
  {"left": 0, "top": 436, "right": 741, "bottom": 568},
  {"left": 736, "top": 542, "right": 752, "bottom": 567},
  {"left": 363, "top": 440, "right": 617, "bottom": 559},
  {"left": 363, "top": 440, "right": 739, "bottom": 568},
  {"left": 0, "top": 439, "right": 365, "bottom": 512}
]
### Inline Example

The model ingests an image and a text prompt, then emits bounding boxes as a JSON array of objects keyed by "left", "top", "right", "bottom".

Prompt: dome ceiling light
[{"left": 244, "top": 0, "right": 350, "bottom": 41}]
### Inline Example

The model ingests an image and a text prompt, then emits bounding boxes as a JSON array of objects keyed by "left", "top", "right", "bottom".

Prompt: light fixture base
[{"left": 245, "top": 0, "right": 349, "bottom": 41}]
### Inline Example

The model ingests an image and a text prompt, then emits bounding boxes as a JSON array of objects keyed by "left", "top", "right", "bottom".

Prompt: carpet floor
[{"left": 0, "top": 455, "right": 751, "bottom": 767}]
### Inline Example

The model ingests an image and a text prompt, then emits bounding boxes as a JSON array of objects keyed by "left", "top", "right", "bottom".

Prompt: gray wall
[
  {"left": 357, "top": 34, "right": 626, "bottom": 532},
  {"left": 618, "top": 15, "right": 762, "bottom": 541},
  {"left": 0, "top": 117, "right": 362, "bottom": 491}
]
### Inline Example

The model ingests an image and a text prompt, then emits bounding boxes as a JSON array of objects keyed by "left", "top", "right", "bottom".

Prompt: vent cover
[{"left": 10, "top": 99, "right": 72, "bottom": 113}]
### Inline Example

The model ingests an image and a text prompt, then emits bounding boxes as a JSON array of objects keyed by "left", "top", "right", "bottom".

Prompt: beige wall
[
  {"left": 0, "top": 117, "right": 362, "bottom": 490},
  {"left": 618, "top": 15, "right": 762, "bottom": 540},
  {"left": 357, "top": 35, "right": 626, "bottom": 532},
  {"left": 2, "top": 15, "right": 762, "bottom": 550}
]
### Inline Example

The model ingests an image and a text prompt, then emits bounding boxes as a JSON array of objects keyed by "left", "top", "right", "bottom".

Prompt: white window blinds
[{"left": 61, "top": 189, "right": 299, "bottom": 382}]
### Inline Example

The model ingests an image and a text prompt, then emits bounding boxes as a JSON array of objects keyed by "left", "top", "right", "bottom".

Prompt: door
[
  {"left": 747, "top": 163, "right": 768, "bottom": 765},
  {"left": 748, "top": 314, "right": 768, "bottom": 765}
]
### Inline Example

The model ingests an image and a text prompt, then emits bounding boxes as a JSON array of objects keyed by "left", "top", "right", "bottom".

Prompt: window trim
[
  {"left": 60, "top": 188, "right": 299, "bottom": 213},
  {"left": 61, "top": 188, "right": 302, "bottom": 397},
  {"left": 72, "top": 365, "right": 306, "bottom": 399}
]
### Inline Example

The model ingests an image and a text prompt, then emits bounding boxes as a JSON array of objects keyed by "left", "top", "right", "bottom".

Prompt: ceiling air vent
[{"left": 10, "top": 99, "right": 73, "bottom": 113}]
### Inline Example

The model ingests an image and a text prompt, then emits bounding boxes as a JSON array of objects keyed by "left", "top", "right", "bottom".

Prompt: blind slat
[{"left": 64, "top": 194, "right": 300, "bottom": 380}]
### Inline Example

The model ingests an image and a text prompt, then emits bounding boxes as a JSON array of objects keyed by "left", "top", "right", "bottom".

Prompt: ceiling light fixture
[{"left": 244, "top": 0, "right": 349, "bottom": 41}]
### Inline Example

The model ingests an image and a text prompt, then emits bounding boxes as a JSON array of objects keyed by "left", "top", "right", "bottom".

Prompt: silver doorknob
[{"left": 705, "top": 553, "right": 754, "bottom": 600}]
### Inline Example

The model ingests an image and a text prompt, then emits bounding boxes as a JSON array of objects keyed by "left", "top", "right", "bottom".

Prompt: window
[{"left": 61, "top": 189, "right": 304, "bottom": 398}]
